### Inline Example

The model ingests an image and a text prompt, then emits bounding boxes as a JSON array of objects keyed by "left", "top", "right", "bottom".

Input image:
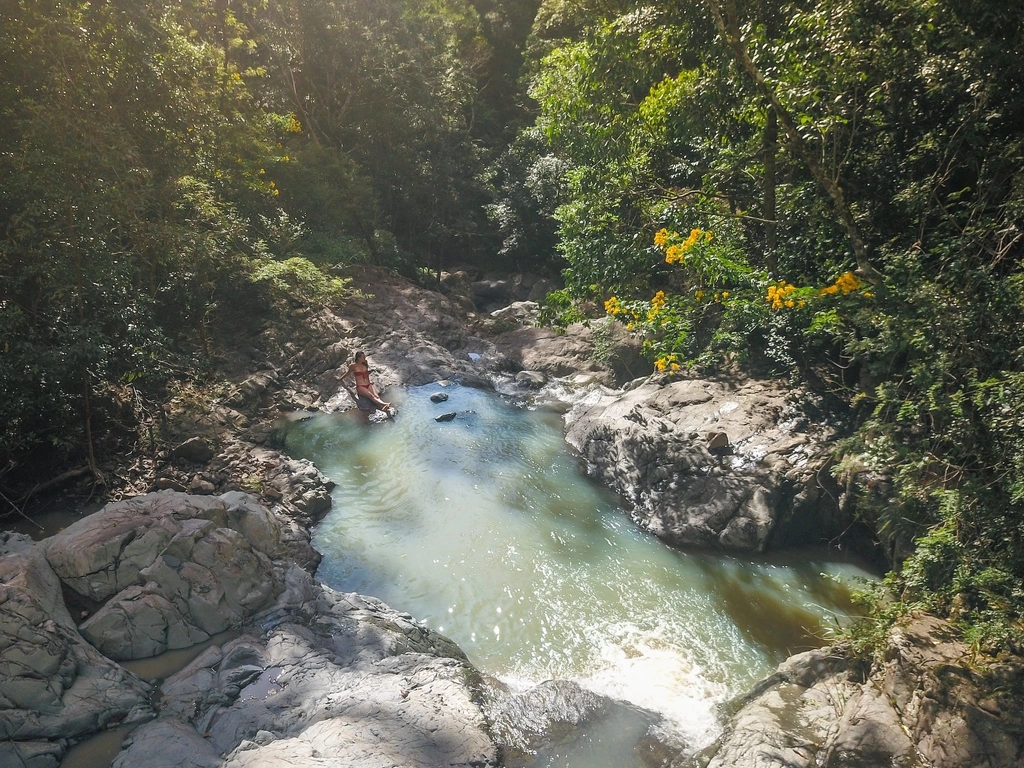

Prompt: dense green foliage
[
  {"left": 0, "top": 0, "right": 537, "bottom": 480},
  {"left": 526, "top": 0, "right": 1024, "bottom": 649},
  {"left": 3, "top": 0, "right": 1024, "bottom": 651}
]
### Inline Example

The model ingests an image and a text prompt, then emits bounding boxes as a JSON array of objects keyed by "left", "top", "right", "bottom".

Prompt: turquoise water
[{"left": 283, "top": 383, "right": 874, "bottom": 753}]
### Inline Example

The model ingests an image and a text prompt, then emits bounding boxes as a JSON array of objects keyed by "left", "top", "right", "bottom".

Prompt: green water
[{"left": 283, "top": 383, "right": 874, "bottom": 754}]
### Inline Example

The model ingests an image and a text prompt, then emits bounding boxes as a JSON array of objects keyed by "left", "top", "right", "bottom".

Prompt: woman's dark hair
[{"left": 354, "top": 351, "right": 366, "bottom": 361}]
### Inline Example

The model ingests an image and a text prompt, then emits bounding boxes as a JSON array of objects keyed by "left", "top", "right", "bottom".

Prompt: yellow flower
[
  {"left": 721, "top": 291, "right": 729, "bottom": 299},
  {"left": 604, "top": 296, "right": 622, "bottom": 315},
  {"left": 654, "top": 228, "right": 670, "bottom": 247},
  {"left": 670, "top": 362, "right": 680, "bottom": 372},
  {"left": 683, "top": 228, "right": 701, "bottom": 249},
  {"left": 766, "top": 281, "right": 797, "bottom": 310},
  {"left": 665, "top": 244, "right": 685, "bottom": 264},
  {"left": 835, "top": 271, "right": 861, "bottom": 294},
  {"left": 863, "top": 291, "right": 873, "bottom": 298},
  {"left": 650, "top": 290, "right": 666, "bottom": 313},
  {"left": 695, "top": 290, "right": 704, "bottom": 302}
]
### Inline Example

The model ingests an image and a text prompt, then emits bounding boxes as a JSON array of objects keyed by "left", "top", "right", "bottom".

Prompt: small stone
[
  {"left": 515, "top": 370, "right": 547, "bottom": 389},
  {"left": 706, "top": 431, "right": 730, "bottom": 451},
  {"left": 435, "top": 412, "right": 457, "bottom": 422},
  {"left": 189, "top": 475, "right": 216, "bottom": 495},
  {"left": 171, "top": 437, "right": 215, "bottom": 463},
  {"left": 430, "top": 393, "right": 449, "bottom": 403}
]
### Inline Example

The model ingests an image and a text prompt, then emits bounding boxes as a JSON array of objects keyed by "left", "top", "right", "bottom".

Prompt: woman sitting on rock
[{"left": 339, "top": 351, "right": 391, "bottom": 411}]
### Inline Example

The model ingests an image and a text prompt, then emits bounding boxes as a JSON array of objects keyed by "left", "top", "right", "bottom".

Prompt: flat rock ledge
[
  {"left": 694, "top": 614, "right": 1024, "bottom": 768},
  {"left": 564, "top": 376, "right": 850, "bottom": 552}
]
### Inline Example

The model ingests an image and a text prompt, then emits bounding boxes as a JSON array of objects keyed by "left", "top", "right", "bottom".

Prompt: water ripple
[{"left": 284, "top": 383, "right": 876, "bottom": 753}]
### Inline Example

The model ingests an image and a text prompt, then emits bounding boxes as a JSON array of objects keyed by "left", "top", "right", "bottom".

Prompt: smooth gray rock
[
  {"left": 564, "top": 378, "right": 846, "bottom": 552},
  {"left": 0, "top": 548, "right": 153, "bottom": 742},
  {"left": 48, "top": 491, "right": 303, "bottom": 661},
  {"left": 113, "top": 579, "right": 497, "bottom": 768},
  {"left": 702, "top": 616, "right": 1024, "bottom": 768},
  {"left": 111, "top": 719, "right": 221, "bottom": 768},
  {"left": 0, "top": 739, "right": 64, "bottom": 768},
  {"left": 494, "top": 317, "right": 647, "bottom": 387},
  {"left": 482, "top": 678, "right": 679, "bottom": 765},
  {"left": 490, "top": 301, "right": 540, "bottom": 327}
]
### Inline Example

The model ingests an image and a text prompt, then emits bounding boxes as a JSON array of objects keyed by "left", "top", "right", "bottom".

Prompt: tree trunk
[
  {"left": 707, "top": 0, "right": 882, "bottom": 282},
  {"left": 763, "top": 106, "right": 778, "bottom": 274}
]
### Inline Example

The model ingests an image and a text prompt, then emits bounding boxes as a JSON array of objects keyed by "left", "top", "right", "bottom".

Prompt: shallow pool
[{"left": 283, "top": 383, "right": 874, "bottom": 756}]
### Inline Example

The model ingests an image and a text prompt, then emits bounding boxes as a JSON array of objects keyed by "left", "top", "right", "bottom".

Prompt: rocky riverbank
[{"left": 2, "top": 267, "right": 1022, "bottom": 767}]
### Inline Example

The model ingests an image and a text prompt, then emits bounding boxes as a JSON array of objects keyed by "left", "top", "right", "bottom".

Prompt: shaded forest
[{"left": 3, "top": 0, "right": 1024, "bottom": 651}]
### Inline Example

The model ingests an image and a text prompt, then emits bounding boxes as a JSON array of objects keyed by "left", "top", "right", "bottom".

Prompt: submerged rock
[
  {"left": 435, "top": 411, "right": 457, "bottom": 422},
  {"left": 564, "top": 377, "right": 848, "bottom": 552},
  {"left": 429, "top": 392, "right": 449, "bottom": 403}
]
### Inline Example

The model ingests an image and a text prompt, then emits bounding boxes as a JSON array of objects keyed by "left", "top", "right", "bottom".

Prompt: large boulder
[
  {"left": 700, "top": 615, "right": 1024, "bottom": 768},
  {"left": 112, "top": 577, "right": 497, "bottom": 768},
  {"left": 44, "top": 491, "right": 312, "bottom": 660},
  {"left": 482, "top": 678, "right": 678, "bottom": 766},
  {"left": 0, "top": 545, "right": 153, "bottom": 745},
  {"left": 494, "top": 317, "right": 648, "bottom": 387},
  {"left": 564, "top": 377, "right": 847, "bottom": 552}
]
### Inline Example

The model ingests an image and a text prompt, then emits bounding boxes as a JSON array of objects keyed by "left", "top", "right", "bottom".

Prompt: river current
[{"left": 283, "top": 382, "right": 874, "bottom": 760}]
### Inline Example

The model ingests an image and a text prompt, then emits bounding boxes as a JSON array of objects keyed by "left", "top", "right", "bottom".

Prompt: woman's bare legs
[{"left": 357, "top": 384, "right": 390, "bottom": 410}]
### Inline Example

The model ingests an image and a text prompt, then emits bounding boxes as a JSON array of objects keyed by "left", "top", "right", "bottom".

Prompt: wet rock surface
[
  {"left": 696, "top": 615, "right": 1024, "bottom": 768},
  {"left": 482, "top": 678, "right": 678, "bottom": 767},
  {"left": 564, "top": 376, "right": 849, "bottom": 552}
]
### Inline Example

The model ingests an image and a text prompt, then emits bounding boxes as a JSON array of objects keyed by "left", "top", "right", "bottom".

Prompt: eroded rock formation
[
  {"left": 697, "top": 615, "right": 1024, "bottom": 768},
  {"left": 565, "top": 377, "right": 849, "bottom": 552}
]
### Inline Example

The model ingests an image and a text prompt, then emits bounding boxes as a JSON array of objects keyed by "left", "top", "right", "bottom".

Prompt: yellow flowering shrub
[
  {"left": 766, "top": 281, "right": 797, "bottom": 309},
  {"left": 819, "top": 270, "right": 860, "bottom": 294},
  {"left": 659, "top": 227, "right": 712, "bottom": 264}
]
